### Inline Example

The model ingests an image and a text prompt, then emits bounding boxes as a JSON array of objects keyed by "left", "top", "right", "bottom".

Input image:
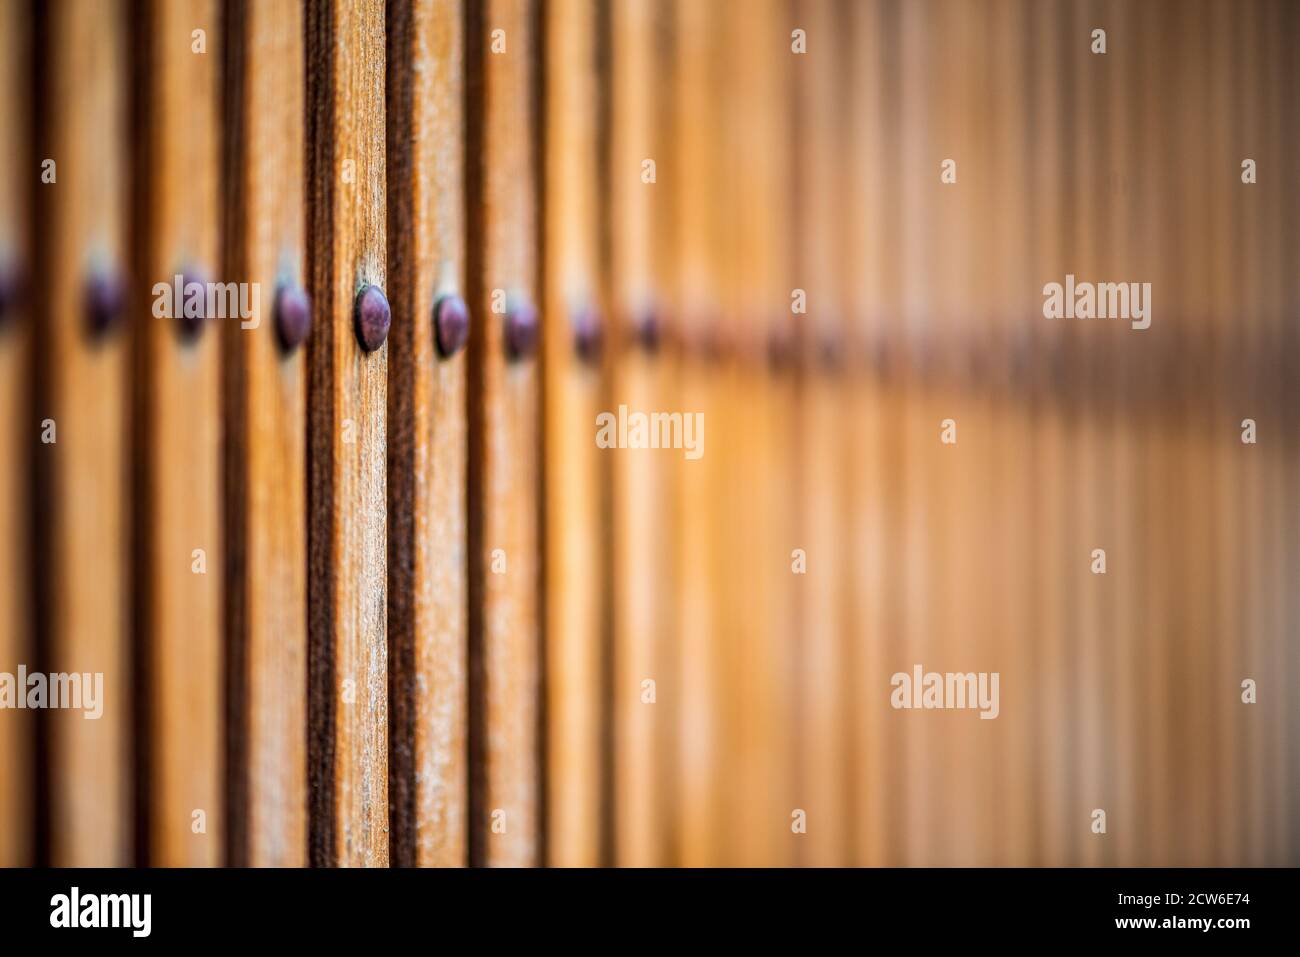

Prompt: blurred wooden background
[{"left": 0, "top": 0, "right": 1297, "bottom": 867}]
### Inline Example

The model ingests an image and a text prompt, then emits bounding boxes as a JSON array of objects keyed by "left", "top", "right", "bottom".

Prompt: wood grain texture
[
  {"left": 222, "top": 0, "right": 307, "bottom": 868},
  {"left": 1025, "top": 0, "right": 1070, "bottom": 864},
  {"left": 33, "top": 0, "right": 132, "bottom": 867},
  {"left": 0, "top": 0, "right": 33, "bottom": 868},
  {"left": 607, "top": 0, "right": 681, "bottom": 868},
  {"left": 134, "top": 0, "right": 222, "bottom": 867},
  {"left": 669, "top": 0, "right": 722, "bottom": 867},
  {"left": 386, "top": 0, "right": 468, "bottom": 868},
  {"left": 466, "top": 0, "right": 541, "bottom": 867},
  {"left": 846, "top": 0, "right": 902, "bottom": 867},
  {"left": 726, "top": 0, "right": 793, "bottom": 868},
  {"left": 543, "top": 0, "right": 605, "bottom": 868},
  {"left": 896, "top": 0, "right": 939, "bottom": 865},
  {"left": 306, "top": 0, "right": 389, "bottom": 868}
]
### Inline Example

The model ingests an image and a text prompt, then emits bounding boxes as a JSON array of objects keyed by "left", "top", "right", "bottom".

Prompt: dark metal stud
[
  {"left": 84, "top": 267, "right": 126, "bottom": 339},
  {"left": 354, "top": 283, "right": 391, "bottom": 353},
  {"left": 634, "top": 307, "right": 660, "bottom": 352},
  {"left": 0, "top": 258, "right": 23, "bottom": 330},
  {"left": 766, "top": 322, "right": 795, "bottom": 371},
  {"left": 176, "top": 267, "right": 208, "bottom": 342},
  {"left": 433, "top": 293, "right": 470, "bottom": 358},
  {"left": 572, "top": 304, "right": 602, "bottom": 363},
  {"left": 504, "top": 297, "right": 538, "bottom": 361},
  {"left": 274, "top": 283, "right": 312, "bottom": 353}
]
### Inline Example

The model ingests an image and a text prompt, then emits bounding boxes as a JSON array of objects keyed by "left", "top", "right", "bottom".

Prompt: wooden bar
[
  {"left": 1067, "top": 0, "right": 1104, "bottom": 869},
  {"left": 135, "top": 0, "right": 223, "bottom": 867},
  {"left": 1284, "top": 0, "right": 1300, "bottom": 866},
  {"left": 1175, "top": 0, "right": 1217, "bottom": 865},
  {"left": 222, "top": 0, "right": 308, "bottom": 868},
  {"left": 544, "top": 0, "right": 605, "bottom": 868},
  {"left": 985, "top": 0, "right": 1034, "bottom": 866},
  {"left": 896, "top": 0, "right": 936, "bottom": 865},
  {"left": 792, "top": 0, "right": 846, "bottom": 867},
  {"left": 1105, "top": 0, "right": 1142, "bottom": 867},
  {"left": 935, "top": 0, "right": 989, "bottom": 865},
  {"left": 1206, "top": 0, "right": 1242, "bottom": 868},
  {"left": 32, "top": 0, "right": 132, "bottom": 867},
  {"left": 466, "top": 0, "right": 542, "bottom": 868},
  {"left": 726, "top": 0, "right": 793, "bottom": 868},
  {"left": 1259, "top": 0, "right": 1289, "bottom": 865},
  {"left": 386, "top": 0, "right": 469, "bottom": 869},
  {"left": 706, "top": 0, "right": 746, "bottom": 868},
  {"left": 1234, "top": 0, "right": 1265, "bottom": 866},
  {"left": 305, "top": 0, "right": 389, "bottom": 868},
  {"left": 847, "top": 0, "right": 902, "bottom": 867},
  {"left": 606, "top": 0, "right": 653, "bottom": 866},
  {"left": 0, "top": 0, "right": 33, "bottom": 867},
  {"left": 1025, "top": 0, "right": 1070, "bottom": 865},
  {"left": 670, "top": 0, "right": 721, "bottom": 867}
]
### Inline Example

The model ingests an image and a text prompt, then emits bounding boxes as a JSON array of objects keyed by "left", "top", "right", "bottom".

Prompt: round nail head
[
  {"left": 573, "top": 305, "right": 602, "bottom": 363},
  {"left": 275, "top": 284, "right": 312, "bottom": 353},
  {"left": 434, "top": 293, "right": 470, "bottom": 358},
  {"left": 635, "top": 308, "right": 660, "bottom": 352},
  {"left": 0, "top": 260, "right": 22, "bottom": 330},
  {"left": 354, "top": 283, "right": 391, "bottom": 352},
  {"left": 176, "top": 268, "right": 208, "bottom": 342},
  {"left": 84, "top": 268, "right": 126, "bottom": 339},
  {"left": 504, "top": 298, "right": 538, "bottom": 360}
]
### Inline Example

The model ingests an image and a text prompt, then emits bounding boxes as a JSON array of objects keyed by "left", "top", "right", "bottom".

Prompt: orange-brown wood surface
[
  {"left": 0, "top": 0, "right": 33, "bottom": 868},
  {"left": 306, "top": 0, "right": 390, "bottom": 868},
  {"left": 222, "top": 0, "right": 307, "bottom": 868},
  {"left": 543, "top": 0, "right": 605, "bottom": 868},
  {"left": 669, "top": 0, "right": 721, "bottom": 868},
  {"left": 728, "top": 0, "right": 793, "bottom": 869},
  {"left": 34, "top": 0, "right": 132, "bottom": 867},
  {"left": 1026, "top": 0, "right": 1069, "bottom": 866},
  {"left": 387, "top": 0, "right": 469, "bottom": 869},
  {"left": 846, "top": 0, "right": 901, "bottom": 867},
  {"left": 0, "top": 0, "right": 1295, "bottom": 872},
  {"left": 466, "top": 0, "right": 541, "bottom": 867},
  {"left": 608, "top": 0, "right": 681, "bottom": 868},
  {"left": 135, "top": 0, "right": 222, "bottom": 867}
]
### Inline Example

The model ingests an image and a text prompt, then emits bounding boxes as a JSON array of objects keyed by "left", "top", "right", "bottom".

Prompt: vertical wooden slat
[
  {"left": 222, "top": 0, "right": 307, "bottom": 868},
  {"left": 1067, "top": 0, "right": 1103, "bottom": 869},
  {"left": 608, "top": 0, "right": 688, "bottom": 870},
  {"left": 670, "top": 0, "right": 721, "bottom": 867},
  {"left": 0, "top": 0, "right": 33, "bottom": 867},
  {"left": 306, "top": 0, "right": 389, "bottom": 868},
  {"left": 1279, "top": 0, "right": 1300, "bottom": 868},
  {"left": 35, "top": 0, "right": 132, "bottom": 867},
  {"left": 1277, "top": 0, "right": 1300, "bottom": 866},
  {"left": 1233, "top": 0, "right": 1265, "bottom": 866},
  {"left": 724, "top": 0, "right": 793, "bottom": 868},
  {"left": 707, "top": 1, "right": 745, "bottom": 868},
  {"left": 986, "top": 0, "right": 1034, "bottom": 866},
  {"left": 136, "top": 0, "right": 222, "bottom": 867},
  {"left": 1106, "top": 0, "right": 1142, "bottom": 867},
  {"left": 896, "top": 0, "right": 935, "bottom": 866},
  {"left": 1259, "top": 0, "right": 1289, "bottom": 865},
  {"left": 1025, "top": 0, "right": 1069, "bottom": 865},
  {"left": 544, "top": 0, "right": 604, "bottom": 868},
  {"left": 1206, "top": 0, "right": 1242, "bottom": 868},
  {"left": 847, "top": 0, "right": 901, "bottom": 868},
  {"left": 792, "top": 0, "right": 846, "bottom": 867},
  {"left": 387, "top": 0, "right": 468, "bottom": 869},
  {"left": 466, "top": 0, "right": 541, "bottom": 867},
  {"left": 1178, "top": 0, "right": 1217, "bottom": 865},
  {"left": 937, "top": 0, "right": 989, "bottom": 865}
]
